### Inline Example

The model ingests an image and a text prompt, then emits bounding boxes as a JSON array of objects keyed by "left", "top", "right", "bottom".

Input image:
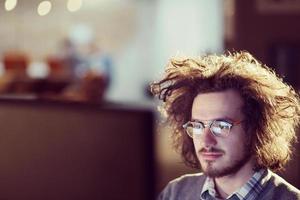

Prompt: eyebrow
[{"left": 191, "top": 116, "right": 236, "bottom": 122}]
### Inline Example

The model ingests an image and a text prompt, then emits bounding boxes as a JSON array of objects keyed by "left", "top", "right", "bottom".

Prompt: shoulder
[
  {"left": 168, "top": 173, "right": 206, "bottom": 190},
  {"left": 271, "top": 172, "right": 300, "bottom": 198},
  {"left": 157, "top": 173, "right": 206, "bottom": 200},
  {"left": 259, "top": 170, "right": 300, "bottom": 200}
]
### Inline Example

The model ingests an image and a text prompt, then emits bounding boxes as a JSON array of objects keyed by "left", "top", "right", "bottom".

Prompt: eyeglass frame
[{"left": 182, "top": 118, "right": 243, "bottom": 138}]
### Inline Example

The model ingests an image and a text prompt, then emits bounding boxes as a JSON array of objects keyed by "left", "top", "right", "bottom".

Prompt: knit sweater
[{"left": 158, "top": 170, "right": 300, "bottom": 200}]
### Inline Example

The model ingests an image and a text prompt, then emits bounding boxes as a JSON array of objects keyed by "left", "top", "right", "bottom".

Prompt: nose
[{"left": 202, "top": 127, "right": 217, "bottom": 146}]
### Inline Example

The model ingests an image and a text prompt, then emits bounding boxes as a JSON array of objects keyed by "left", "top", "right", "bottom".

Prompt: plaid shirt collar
[{"left": 200, "top": 169, "right": 269, "bottom": 200}]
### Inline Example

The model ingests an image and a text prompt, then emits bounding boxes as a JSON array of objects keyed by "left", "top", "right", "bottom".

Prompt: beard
[{"left": 200, "top": 145, "right": 252, "bottom": 178}]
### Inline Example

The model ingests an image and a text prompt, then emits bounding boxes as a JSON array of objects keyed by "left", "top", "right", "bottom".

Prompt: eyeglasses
[{"left": 182, "top": 119, "right": 243, "bottom": 138}]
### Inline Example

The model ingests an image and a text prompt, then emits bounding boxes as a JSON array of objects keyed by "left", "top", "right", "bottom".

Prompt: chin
[
  {"left": 201, "top": 163, "right": 227, "bottom": 178},
  {"left": 203, "top": 168, "right": 228, "bottom": 178}
]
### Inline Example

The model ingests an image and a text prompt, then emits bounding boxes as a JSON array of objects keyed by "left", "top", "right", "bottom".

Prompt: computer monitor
[{"left": 0, "top": 99, "right": 155, "bottom": 200}]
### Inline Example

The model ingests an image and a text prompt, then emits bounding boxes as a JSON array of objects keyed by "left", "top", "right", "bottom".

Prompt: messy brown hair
[{"left": 151, "top": 51, "right": 300, "bottom": 171}]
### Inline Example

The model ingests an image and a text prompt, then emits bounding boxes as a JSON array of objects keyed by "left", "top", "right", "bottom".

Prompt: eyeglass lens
[{"left": 184, "top": 120, "right": 232, "bottom": 138}]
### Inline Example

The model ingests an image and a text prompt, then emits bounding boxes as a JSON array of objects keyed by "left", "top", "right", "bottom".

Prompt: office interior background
[{"left": 0, "top": 0, "right": 299, "bottom": 199}]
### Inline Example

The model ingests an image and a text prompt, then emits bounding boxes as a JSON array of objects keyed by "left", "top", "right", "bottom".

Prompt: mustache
[{"left": 199, "top": 146, "right": 225, "bottom": 153}]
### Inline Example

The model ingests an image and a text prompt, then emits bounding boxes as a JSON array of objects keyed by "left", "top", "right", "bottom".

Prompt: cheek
[
  {"left": 226, "top": 142, "right": 243, "bottom": 156},
  {"left": 223, "top": 134, "right": 246, "bottom": 156},
  {"left": 193, "top": 140, "right": 201, "bottom": 153}
]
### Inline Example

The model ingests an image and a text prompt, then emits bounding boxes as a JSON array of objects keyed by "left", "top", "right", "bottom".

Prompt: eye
[
  {"left": 211, "top": 120, "right": 232, "bottom": 136},
  {"left": 215, "top": 120, "right": 232, "bottom": 128},
  {"left": 192, "top": 122, "right": 204, "bottom": 129},
  {"left": 219, "top": 122, "right": 230, "bottom": 129},
  {"left": 183, "top": 122, "right": 205, "bottom": 138},
  {"left": 190, "top": 122, "right": 204, "bottom": 134}
]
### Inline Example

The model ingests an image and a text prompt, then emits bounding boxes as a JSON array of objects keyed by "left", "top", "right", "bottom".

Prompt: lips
[{"left": 200, "top": 151, "right": 224, "bottom": 161}]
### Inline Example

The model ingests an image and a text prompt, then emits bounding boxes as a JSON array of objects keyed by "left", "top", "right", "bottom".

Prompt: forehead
[{"left": 191, "top": 89, "right": 244, "bottom": 120}]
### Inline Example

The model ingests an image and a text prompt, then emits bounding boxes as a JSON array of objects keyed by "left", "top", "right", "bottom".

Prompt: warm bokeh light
[
  {"left": 37, "top": 1, "right": 52, "bottom": 16},
  {"left": 67, "top": 0, "right": 82, "bottom": 12},
  {"left": 4, "top": 0, "right": 17, "bottom": 11}
]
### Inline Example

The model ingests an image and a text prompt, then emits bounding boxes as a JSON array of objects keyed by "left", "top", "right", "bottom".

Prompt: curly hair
[{"left": 151, "top": 51, "right": 300, "bottom": 172}]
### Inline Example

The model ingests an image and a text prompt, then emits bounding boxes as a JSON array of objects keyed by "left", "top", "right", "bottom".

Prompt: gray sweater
[{"left": 158, "top": 171, "right": 300, "bottom": 200}]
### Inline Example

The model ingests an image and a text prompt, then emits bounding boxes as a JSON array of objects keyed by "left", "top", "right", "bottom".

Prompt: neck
[{"left": 214, "top": 159, "right": 255, "bottom": 199}]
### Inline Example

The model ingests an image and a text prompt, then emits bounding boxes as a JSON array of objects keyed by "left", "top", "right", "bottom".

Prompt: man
[{"left": 151, "top": 51, "right": 300, "bottom": 199}]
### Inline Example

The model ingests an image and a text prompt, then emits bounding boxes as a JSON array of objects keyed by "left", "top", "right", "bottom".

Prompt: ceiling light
[
  {"left": 67, "top": 0, "right": 82, "bottom": 12},
  {"left": 5, "top": 0, "right": 17, "bottom": 11},
  {"left": 37, "top": 1, "right": 52, "bottom": 16}
]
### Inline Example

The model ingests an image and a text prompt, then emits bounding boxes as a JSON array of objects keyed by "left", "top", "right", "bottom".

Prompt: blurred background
[
  {"left": 0, "top": 0, "right": 223, "bottom": 103},
  {"left": 0, "top": 0, "right": 299, "bottom": 199}
]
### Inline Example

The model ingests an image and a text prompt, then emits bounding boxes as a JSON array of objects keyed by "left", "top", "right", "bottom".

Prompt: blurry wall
[
  {"left": 225, "top": 0, "right": 300, "bottom": 89},
  {"left": 0, "top": 0, "right": 224, "bottom": 103}
]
